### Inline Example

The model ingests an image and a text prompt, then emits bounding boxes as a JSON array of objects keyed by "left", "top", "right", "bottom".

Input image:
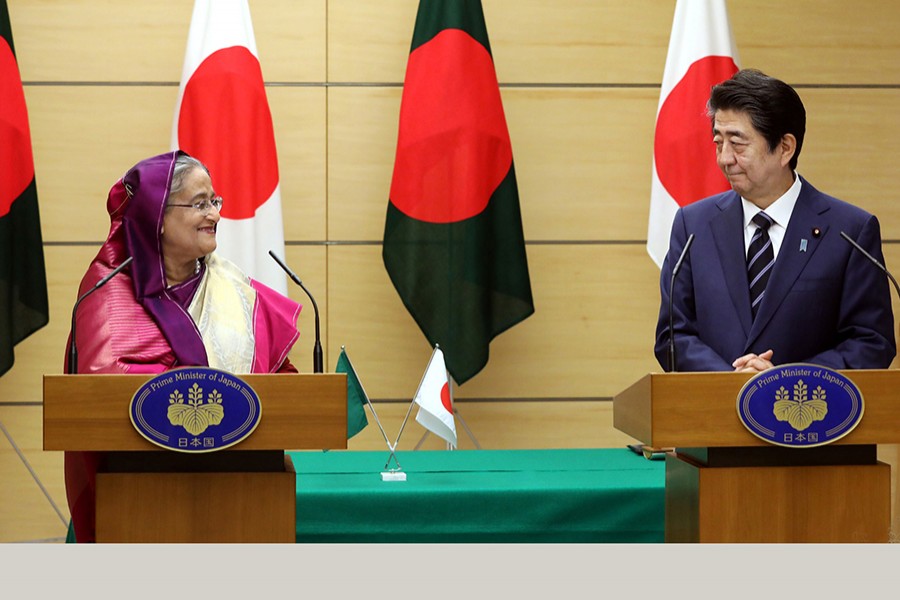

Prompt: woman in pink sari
[{"left": 65, "top": 151, "right": 301, "bottom": 542}]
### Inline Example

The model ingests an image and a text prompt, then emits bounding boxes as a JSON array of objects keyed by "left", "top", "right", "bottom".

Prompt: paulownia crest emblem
[
  {"left": 167, "top": 383, "right": 225, "bottom": 436},
  {"left": 772, "top": 379, "right": 827, "bottom": 431}
]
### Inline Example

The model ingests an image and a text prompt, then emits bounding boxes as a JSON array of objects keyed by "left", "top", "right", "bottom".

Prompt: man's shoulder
[
  {"left": 680, "top": 189, "right": 739, "bottom": 219},
  {"left": 799, "top": 177, "right": 874, "bottom": 220}
]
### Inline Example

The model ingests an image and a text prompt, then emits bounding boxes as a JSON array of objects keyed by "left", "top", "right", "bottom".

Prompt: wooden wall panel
[
  {"left": 0, "top": 246, "right": 97, "bottom": 404},
  {"left": 0, "top": 405, "right": 67, "bottom": 540},
  {"left": 326, "top": 0, "right": 417, "bottom": 82},
  {"left": 13, "top": 0, "right": 900, "bottom": 86},
  {"left": 284, "top": 246, "right": 329, "bottom": 372},
  {"left": 504, "top": 88, "right": 658, "bottom": 241},
  {"left": 266, "top": 87, "right": 327, "bottom": 241},
  {"left": 346, "top": 400, "right": 639, "bottom": 452},
  {"left": 798, "top": 89, "right": 900, "bottom": 235},
  {"left": 327, "top": 244, "right": 661, "bottom": 400},
  {"left": 10, "top": 0, "right": 326, "bottom": 83},
  {"left": 327, "top": 0, "right": 672, "bottom": 84},
  {"left": 26, "top": 86, "right": 179, "bottom": 242},
  {"left": 251, "top": 0, "right": 327, "bottom": 82},
  {"left": 0, "top": 407, "right": 68, "bottom": 542},
  {"left": 326, "top": 86, "right": 400, "bottom": 241},
  {"left": 326, "top": 0, "right": 900, "bottom": 85},
  {"left": 26, "top": 86, "right": 327, "bottom": 243},
  {"left": 732, "top": 0, "right": 900, "bottom": 84},
  {"left": 28, "top": 86, "right": 900, "bottom": 245},
  {"left": 325, "top": 85, "right": 900, "bottom": 243},
  {"left": 480, "top": 0, "right": 672, "bottom": 84},
  {"left": 10, "top": 0, "right": 192, "bottom": 82},
  {"left": 326, "top": 86, "right": 663, "bottom": 242}
]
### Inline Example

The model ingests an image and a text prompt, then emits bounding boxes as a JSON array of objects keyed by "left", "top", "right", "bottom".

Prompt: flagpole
[
  {"left": 450, "top": 377, "right": 482, "bottom": 449},
  {"left": 344, "top": 348, "right": 390, "bottom": 446},
  {"left": 342, "top": 346, "right": 402, "bottom": 470},
  {"left": 446, "top": 375, "right": 454, "bottom": 451},
  {"left": 392, "top": 345, "right": 439, "bottom": 452}
]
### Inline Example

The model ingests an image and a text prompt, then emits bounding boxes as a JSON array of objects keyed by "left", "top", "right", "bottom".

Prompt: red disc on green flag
[
  {"left": 0, "top": 39, "right": 34, "bottom": 217},
  {"left": 390, "top": 29, "right": 512, "bottom": 224}
]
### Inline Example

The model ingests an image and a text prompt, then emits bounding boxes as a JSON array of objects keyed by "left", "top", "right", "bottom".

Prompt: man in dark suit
[{"left": 655, "top": 69, "right": 895, "bottom": 373}]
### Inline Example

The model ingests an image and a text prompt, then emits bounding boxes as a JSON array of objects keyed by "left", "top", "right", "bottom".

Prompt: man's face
[{"left": 713, "top": 109, "right": 793, "bottom": 208}]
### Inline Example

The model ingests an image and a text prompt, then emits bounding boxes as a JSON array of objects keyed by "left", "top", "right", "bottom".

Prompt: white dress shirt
[{"left": 741, "top": 173, "right": 802, "bottom": 260}]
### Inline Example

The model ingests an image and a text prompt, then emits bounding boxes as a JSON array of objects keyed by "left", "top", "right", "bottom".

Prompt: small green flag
[{"left": 336, "top": 348, "right": 369, "bottom": 439}]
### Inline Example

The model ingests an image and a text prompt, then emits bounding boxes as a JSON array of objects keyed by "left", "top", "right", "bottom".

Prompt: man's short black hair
[{"left": 708, "top": 69, "right": 806, "bottom": 170}]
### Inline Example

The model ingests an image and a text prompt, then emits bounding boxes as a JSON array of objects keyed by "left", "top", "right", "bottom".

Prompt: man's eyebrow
[{"left": 713, "top": 126, "right": 747, "bottom": 138}]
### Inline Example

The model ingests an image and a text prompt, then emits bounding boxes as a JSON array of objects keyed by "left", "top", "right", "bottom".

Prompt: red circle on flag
[
  {"left": 0, "top": 40, "right": 35, "bottom": 218},
  {"left": 389, "top": 29, "right": 512, "bottom": 224},
  {"left": 440, "top": 382, "right": 452, "bottom": 414},
  {"left": 177, "top": 46, "right": 278, "bottom": 220},
  {"left": 654, "top": 56, "right": 738, "bottom": 207}
]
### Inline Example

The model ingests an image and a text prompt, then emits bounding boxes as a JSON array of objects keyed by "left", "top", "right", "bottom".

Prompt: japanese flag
[
  {"left": 647, "top": 0, "right": 739, "bottom": 267},
  {"left": 172, "top": 0, "right": 287, "bottom": 293},
  {"left": 414, "top": 347, "right": 457, "bottom": 447}
]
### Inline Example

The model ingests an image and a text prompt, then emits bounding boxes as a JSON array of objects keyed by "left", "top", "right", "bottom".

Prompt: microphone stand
[
  {"left": 668, "top": 233, "right": 695, "bottom": 372},
  {"left": 68, "top": 257, "right": 133, "bottom": 375},
  {"left": 268, "top": 250, "right": 323, "bottom": 373},
  {"left": 630, "top": 235, "right": 694, "bottom": 460},
  {"left": 840, "top": 231, "right": 900, "bottom": 300}
]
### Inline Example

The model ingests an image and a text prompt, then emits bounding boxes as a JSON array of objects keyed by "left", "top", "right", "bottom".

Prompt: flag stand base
[{"left": 381, "top": 470, "right": 407, "bottom": 482}]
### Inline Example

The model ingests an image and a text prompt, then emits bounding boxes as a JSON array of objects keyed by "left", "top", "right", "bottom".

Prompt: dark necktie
[{"left": 747, "top": 211, "right": 775, "bottom": 319}]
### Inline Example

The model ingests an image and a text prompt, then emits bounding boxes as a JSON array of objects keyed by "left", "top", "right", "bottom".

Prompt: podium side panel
[
  {"left": 665, "top": 453, "right": 700, "bottom": 543},
  {"left": 674, "top": 460, "right": 891, "bottom": 542},
  {"left": 95, "top": 470, "right": 296, "bottom": 542},
  {"left": 612, "top": 373, "right": 652, "bottom": 443}
]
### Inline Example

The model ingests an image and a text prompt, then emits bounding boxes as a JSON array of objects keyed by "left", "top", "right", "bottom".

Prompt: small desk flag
[{"left": 413, "top": 347, "right": 457, "bottom": 448}]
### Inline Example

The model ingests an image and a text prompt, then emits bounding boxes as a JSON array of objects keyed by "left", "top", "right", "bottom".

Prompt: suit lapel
[
  {"left": 710, "top": 193, "right": 752, "bottom": 338},
  {"left": 745, "top": 182, "right": 830, "bottom": 348}
]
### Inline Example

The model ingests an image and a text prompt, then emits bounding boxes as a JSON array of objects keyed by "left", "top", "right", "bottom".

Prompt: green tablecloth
[{"left": 288, "top": 448, "right": 665, "bottom": 543}]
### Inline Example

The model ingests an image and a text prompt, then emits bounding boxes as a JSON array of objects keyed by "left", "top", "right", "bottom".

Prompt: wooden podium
[
  {"left": 614, "top": 370, "right": 899, "bottom": 543},
  {"left": 44, "top": 373, "right": 347, "bottom": 543}
]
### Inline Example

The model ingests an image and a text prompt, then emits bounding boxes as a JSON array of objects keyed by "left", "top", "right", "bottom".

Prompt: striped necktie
[{"left": 747, "top": 211, "right": 775, "bottom": 319}]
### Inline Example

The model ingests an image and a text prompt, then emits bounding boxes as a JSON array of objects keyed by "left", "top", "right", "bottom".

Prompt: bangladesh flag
[
  {"left": 0, "top": 1, "right": 48, "bottom": 377},
  {"left": 383, "top": 0, "right": 534, "bottom": 385},
  {"left": 335, "top": 347, "right": 369, "bottom": 440}
]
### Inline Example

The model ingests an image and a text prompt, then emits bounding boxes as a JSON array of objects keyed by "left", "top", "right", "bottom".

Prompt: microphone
[
  {"left": 68, "top": 256, "right": 133, "bottom": 375},
  {"left": 268, "top": 250, "right": 323, "bottom": 373},
  {"left": 668, "top": 233, "right": 695, "bottom": 372},
  {"left": 840, "top": 231, "right": 900, "bottom": 300}
]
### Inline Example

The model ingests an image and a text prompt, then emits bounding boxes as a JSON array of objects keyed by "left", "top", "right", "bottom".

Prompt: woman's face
[{"left": 161, "top": 167, "right": 220, "bottom": 265}]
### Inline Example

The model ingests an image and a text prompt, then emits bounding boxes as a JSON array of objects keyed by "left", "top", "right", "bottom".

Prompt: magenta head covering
[{"left": 121, "top": 150, "right": 208, "bottom": 366}]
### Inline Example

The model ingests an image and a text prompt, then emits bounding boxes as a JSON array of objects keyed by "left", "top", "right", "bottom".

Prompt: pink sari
[{"left": 65, "top": 152, "right": 301, "bottom": 542}]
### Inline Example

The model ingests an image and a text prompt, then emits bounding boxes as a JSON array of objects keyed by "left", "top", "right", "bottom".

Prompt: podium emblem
[
  {"left": 736, "top": 364, "right": 864, "bottom": 448},
  {"left": 130, "top": 367, "right": 262, "bottom": 453}
]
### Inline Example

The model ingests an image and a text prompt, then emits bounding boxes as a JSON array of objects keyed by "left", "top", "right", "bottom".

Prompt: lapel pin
[
  {"left": 812, "top": 227, "right": 821, "bottom": 238},
  {"left": 800, "top": 239, "right": 808, "bottom": 252}
]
